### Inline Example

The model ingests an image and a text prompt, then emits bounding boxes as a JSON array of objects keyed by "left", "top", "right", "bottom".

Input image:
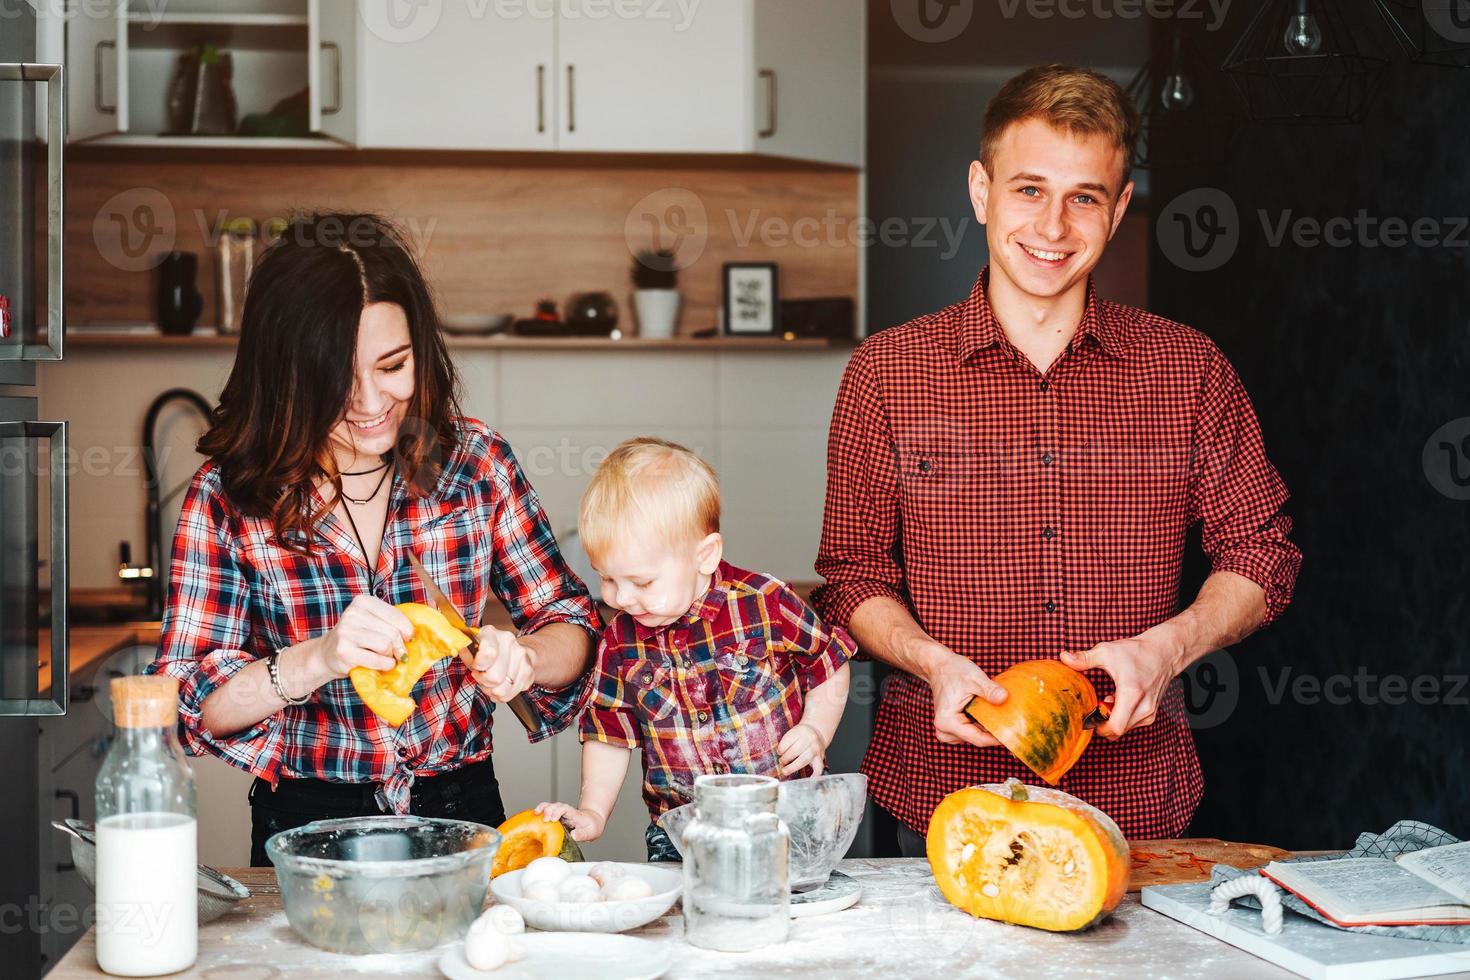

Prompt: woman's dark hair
[{"left": 198, "top": 211, "right": 462, "bottom": 548}]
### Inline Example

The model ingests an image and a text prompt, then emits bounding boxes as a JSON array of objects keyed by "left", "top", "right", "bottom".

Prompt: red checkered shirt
[
  {"left": 148, "top": 418, "right": 600, "bottom": 814},
  {"left": 580, "top": 561, "right": 855, "bottom": 819},
  {"left": 813, "top": 269, "right": 1301, "bottom": 839}
]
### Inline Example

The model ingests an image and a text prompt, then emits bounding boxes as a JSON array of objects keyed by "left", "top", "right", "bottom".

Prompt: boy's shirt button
[{"left": 698, "top": 710, "right": 710, "bottom": 723}]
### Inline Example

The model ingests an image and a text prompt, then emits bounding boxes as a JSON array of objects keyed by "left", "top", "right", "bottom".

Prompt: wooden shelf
[{"left": 64, "top": 330, "right": 855, "bottom": 353}]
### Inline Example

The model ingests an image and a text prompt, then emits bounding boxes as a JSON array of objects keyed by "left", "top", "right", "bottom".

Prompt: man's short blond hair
[
  {"left": 980, "top": 64, "right": 1140, "bottom": 188},
  {"left": 579, "top": 437, "right": 720, "bottom": 562}
]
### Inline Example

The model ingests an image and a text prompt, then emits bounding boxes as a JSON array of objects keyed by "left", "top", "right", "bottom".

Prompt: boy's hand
[
  {"left": 534, "top": 801, "right": 607, "bottom": 843},
  {"left": 777, "top": 722, "right": 827, "bottom": 777}
]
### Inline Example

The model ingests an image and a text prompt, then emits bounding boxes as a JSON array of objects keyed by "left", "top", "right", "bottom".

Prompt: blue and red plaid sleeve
[
  {"left": 148, "top": 466, "right": 286, "bottom": 780},
  {"left": 771, "top": 581, "right": 855, "bottom": 693}
]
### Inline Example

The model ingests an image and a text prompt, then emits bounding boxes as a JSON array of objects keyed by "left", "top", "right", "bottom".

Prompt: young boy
[{"left": 537, "top": 437, "right": 854, "bottom": 861}]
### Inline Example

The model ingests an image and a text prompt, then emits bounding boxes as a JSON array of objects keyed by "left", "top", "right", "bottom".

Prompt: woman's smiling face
[{"left": 328, "top": 301, "right": 416, "bottom": 464}]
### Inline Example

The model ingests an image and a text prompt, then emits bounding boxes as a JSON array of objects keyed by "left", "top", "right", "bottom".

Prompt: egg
[
  {"left": 520, "top": 855, "right": 573, "bottom": 889},
  {"left": 602, "top": 876, "right": 655, "bottom": 902},
  {"left": 483, "top": 904, "right": 525, "bottom": 935},
  {"left": 556, "top": 874, "right": 604, "bottom": 904},
  {"left": 520, "top": 879, "right": 561, "bottom": 904},
  {"left": 586, "top": 861, "right": 624, "bottom": 889},
  {"left": 463, "top": 915, "right": 517, "bottom": 971}
]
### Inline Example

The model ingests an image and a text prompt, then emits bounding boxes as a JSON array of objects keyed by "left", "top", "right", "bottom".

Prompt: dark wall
[{"left": 1148, "top": 9, "right": 1470, "bottom": 850}]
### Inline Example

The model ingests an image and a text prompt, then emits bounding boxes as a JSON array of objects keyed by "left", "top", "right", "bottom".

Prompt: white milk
[{"left": 95, "top": 812, "right": 198, "bottom": 976}]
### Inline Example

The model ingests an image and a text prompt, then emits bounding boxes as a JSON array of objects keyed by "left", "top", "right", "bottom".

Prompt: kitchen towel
[{"left": 1210, "top": 821, "right": 1470, "bottom": 944}]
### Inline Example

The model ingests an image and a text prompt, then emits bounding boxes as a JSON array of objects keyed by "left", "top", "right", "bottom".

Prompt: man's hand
[
  {"left": 1061, "top": 628, "right": 1185, "bottom": 740},
  {"left": 462, "top": 625, "right": 537, "bottom": 702},
  {"left": 922, "top": 646, "right": 1008, "bottom": 748},
  {"left": 777, "top": 722, "right": 828, "bottom": 776},
  {"left": 534, "top": 801, "right": 607, "bottom": 843}
]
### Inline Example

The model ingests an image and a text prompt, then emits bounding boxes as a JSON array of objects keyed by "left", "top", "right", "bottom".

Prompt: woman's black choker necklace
[
  {"left": 340, "top": 458, "right": 390, "bottom": 478},
  {"left": 340, "top": 462, "right": 393, "bottom": 506}
]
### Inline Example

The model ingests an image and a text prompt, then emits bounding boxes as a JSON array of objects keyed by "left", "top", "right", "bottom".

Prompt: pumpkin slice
[
  {"left": 349, "top": 602, "right": 474, "bottom": 727},
  {"left": 964, "top": 659, "right": 1107, "bottom": 785},
  {"left": 927, "top": 779, "right": 1129, "bottom": 931},
  {"left": 492, "top": 809, "right": 585, "bottom": 877}
]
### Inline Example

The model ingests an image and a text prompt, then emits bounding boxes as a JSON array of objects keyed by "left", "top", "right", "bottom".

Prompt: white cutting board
[{"left": 1142, "top": 881, "right": 1470, "bottom": 980}]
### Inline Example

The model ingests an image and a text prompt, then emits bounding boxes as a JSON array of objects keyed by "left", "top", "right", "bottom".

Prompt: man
[{"left": 813, "top": 64, "right": 1301, "bottom": 853}]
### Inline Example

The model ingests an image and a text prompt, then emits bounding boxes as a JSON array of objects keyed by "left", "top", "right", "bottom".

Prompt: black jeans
[
  {"left": 896, "top": 820, "right": 926, "bottom": 859},
  {"left": 249, "top": 757, "right": 506, "bottom": 867}
]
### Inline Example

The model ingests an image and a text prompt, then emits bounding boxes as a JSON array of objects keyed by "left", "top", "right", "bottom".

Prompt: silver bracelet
[{"left": 268, "top": 648, "right": 311, "bottom": 706}]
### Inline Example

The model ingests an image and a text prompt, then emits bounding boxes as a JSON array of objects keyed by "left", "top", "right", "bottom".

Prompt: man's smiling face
[{"left": 971, "top": 117, "right": 1134, "bottom": 302}]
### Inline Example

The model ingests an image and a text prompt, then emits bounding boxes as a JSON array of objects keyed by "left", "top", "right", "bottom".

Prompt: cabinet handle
[
  {"left": 94, "top": 41, "right": 116, "bottom": 114},
  {"left": 320, "top": 41, "right": 342, "bottom": 114},
  {"left": 537, "top": 64, "right": 546, "bottom": 134},
  {"left": 567, "top": 64, "right": 576, "bottom": 134},
  {"left": 758, "top": 69, "right": 777, "bottom": 139},
  {"left": 55, "top": 790, "right": 80, "bottom": 872}
]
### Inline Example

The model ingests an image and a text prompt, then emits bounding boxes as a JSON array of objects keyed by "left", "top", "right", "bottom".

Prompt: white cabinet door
[
  {"left": 556, "top": 0, "right": 750, "bottom": 154},
  {"left": 752, "top": 0, "right": 864, "bottom": 167},
  {"left": 356, "top": 0, "right": 555, "bottom": 150},
  {"left": 65, "top": 0, "right": 127, "bottom": 141},
  {"left": 309, "top": 0, "right": 358, "bottom": 143}
]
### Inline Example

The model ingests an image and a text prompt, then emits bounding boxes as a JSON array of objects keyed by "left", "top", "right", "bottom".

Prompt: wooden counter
[{"left": 52, "top": 845, "right": 1310, "bottom": 979}]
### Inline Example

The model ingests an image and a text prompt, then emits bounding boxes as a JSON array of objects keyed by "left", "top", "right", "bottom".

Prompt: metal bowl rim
[{"left": 265, "top": 815, "right": 502, "bottom": 878}]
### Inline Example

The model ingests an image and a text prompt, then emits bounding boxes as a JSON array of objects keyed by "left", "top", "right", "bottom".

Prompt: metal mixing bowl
[
  {"left": 658, "top": 772, "right": 868, "bottom": 891},
  {"left": 265, "top": 815, "right": 500, "bottom": 954}
]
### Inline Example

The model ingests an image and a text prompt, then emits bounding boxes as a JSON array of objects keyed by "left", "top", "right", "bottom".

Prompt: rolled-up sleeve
[
  {"left": 485, "top": 434, "right": 600, "bottom": 739},
  {"left": 146, "top": 469, "right": 285, "bottom": 780},
  {"left": 578, "top": 635, "right": 641, "bottom": 749},
  {"left": 812, "top": 343, "right": 908, "bottom": 640},
  {"left": 774, "top": 584, "right": 855, "bottom": 692},
  {"left": 1190, "top": 349, "right": 1303, "bottom": 626}
]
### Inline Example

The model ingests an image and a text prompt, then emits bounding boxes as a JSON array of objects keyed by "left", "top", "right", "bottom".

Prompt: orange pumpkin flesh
[
  {"left": 492, "top": 809, "right": 584, "bottom": 877},
  {"left": 964, "top": 659, "right": 1106, "bottom": 785},
  {"left": 349, "top": 602, "right": 474, "bottom": 727},
  {"left": 927, "top": 779, "right": 1129, "bottom": 931}
]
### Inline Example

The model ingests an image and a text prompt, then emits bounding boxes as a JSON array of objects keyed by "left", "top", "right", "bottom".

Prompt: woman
[{"left": 148, "top": 212, "right": 599, "bottom": 866}]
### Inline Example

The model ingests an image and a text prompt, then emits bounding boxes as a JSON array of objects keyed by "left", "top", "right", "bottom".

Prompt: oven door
[{"left": 0, "top": 401, "right": 69, "bottom": 715}]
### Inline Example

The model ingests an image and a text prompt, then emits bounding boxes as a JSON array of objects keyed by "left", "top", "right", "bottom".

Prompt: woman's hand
[
  {"left": 777, "top": 722, "right": 828, "bottom": 776},
  {"left": 535, "top": 801, "right": 607, "bottom": 843},
  {"left": 462, "top": 625, "right": 538, "bottom": 702},
  {"left": 309, "top": 595, "right": 414, "bottom": 679}
]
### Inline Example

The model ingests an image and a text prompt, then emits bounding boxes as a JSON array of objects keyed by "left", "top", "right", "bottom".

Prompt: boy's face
[
  {"left": 592, "top": 531, "right": 723, "bottom": 629},
  {"left": 968, "top": 117, "right": 1134, "bottom": 303}
]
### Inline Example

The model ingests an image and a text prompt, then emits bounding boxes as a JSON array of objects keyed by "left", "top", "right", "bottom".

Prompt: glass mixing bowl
[{"left": 265, "top": 815, "right": 500, "bottom": 954}]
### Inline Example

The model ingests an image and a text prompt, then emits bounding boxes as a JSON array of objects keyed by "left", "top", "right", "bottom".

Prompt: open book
[{"left": 1260, "top": 840, "right": 1470, "bottom": 927}]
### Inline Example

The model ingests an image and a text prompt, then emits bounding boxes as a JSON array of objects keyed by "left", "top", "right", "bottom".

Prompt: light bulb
[
  {"left": 1282, "top": 12, "right": 1323, "bottom": 55},
  {"left": 1159, "top": 73, "right": 1194, "bottom": 111}
]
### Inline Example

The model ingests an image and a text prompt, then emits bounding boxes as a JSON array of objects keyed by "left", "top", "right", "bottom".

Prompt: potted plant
[{"left": 631, "top": 250, "right": 681, "bottom": 339}]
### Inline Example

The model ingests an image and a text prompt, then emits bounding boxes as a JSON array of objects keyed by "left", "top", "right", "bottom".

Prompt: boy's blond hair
[{"left": 579, "top": 437, "right": 720, "bottom": 561}]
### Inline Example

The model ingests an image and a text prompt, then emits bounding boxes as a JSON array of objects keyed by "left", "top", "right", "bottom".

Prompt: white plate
[
  {"left": 440, "top": 932, "right": 673, "bottom": 980},
  {"left": 489, "top": 863, "right": 682, "bottom": 934}
]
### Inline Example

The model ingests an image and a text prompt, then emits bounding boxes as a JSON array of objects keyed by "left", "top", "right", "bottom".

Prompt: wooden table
[{"left": 53, "top": 841, "right": 1318, "bottom": 979}]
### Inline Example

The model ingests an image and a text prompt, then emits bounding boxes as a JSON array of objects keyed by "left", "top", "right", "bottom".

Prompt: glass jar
[
  {"left": 215, "top": 216, "right": 256, "bottom": 335},
  {"left": 94, "top": 675, "right": 198, "bottom": 977},
  {"left": 681, "top": 774, "right": 790, "bottom": 951}
]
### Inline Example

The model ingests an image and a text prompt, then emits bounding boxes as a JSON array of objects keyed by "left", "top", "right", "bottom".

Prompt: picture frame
[{"left": 722, "top": 262, "right": 781, "bottom": 336}]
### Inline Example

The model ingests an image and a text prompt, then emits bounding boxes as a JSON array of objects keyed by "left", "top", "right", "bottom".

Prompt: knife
[{"left": 405, "top": 550, "right": 539, "bottom": 733}]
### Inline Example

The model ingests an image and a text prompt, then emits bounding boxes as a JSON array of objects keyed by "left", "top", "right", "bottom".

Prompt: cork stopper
[{"left": 111, "top": 675, "right": 179, "bottom": 728}]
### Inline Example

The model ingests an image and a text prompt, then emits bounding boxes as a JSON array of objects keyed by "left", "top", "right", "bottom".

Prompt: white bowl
[{"left": 488, "top": 863, "right": 681, "bottom": 934}]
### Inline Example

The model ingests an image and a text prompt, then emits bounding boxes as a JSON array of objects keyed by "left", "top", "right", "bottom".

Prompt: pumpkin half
[
  {"left": 927, "top": 779, "right": 1129, "bottom": 931},
  {"left": 349, "top": 602, "right": 474, "bottom": 727},
  {"left": 964, "top": 659, "right": 1107, "bottom": 785},
  {"left": 491, "top": 809, "right": 585, "bottom": 877}
]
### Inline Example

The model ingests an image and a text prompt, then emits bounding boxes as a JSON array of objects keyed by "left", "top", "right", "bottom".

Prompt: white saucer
[
  {"left": 790, "top": 870, "right": 862, "bottom": 917},
  {"left": 439, "top": 932, "right": 674, "bottom": 980}
]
